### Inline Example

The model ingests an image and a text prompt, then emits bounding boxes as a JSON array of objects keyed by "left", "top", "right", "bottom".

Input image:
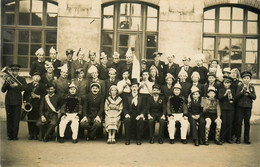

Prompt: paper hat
[
  {"left": 88, "top": 65, "right": 98, "bottom": 73},
  {"left": 191, "top": 71, "right": 200, "bottom": 79},
  {"left": 191, "top": 85, "right": 200, "bottom": 94},
  {"left": 90, "top": 82, "right": 101, "bottom": 89},
  {"left": 165, "top": 73, "right": 175, "bottom": 81},
  {"left": 112, "top": 52, "right": 120, "bottom": 58},
  {"left": 35, "top": 48, "right": 44, "bottom": 56},
  {"left": 69, "top": 82, "right": 78, "bottom": 89},
  {"left": 100, "top": 52, "right": 107, "bottom": 59},
  {"left": 58, "top": 64, "right": 68, "bottom": 73},
  {"left": 178, "top": 68, "right": 188, "bottom": 78},
  {"left": 49, "top": 47, "right": 56, "bottom": 54},
  {"left": 208, "top": 86, "right": 217, "bottom": 92},
  {"left": 109, "top": 68, "right": 117, "bottom": 74},
  {"left": 223, "top": 67, "right": 231, "bottom": 74},
  {"left": 44, "top": 61, "right": 54, "bottom": 69},
  {"left": 173, "top": 82, "right": 182, "bottom": 89}
]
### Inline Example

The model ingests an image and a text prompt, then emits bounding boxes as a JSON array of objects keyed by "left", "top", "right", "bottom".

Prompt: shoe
[
  {"left": 28, "top": 136, "right": 33, "bottom": 140},
  {"left": 227, "top": 140, "right": 233, "bottom": 144},
  {"left": 125, "top": 140, "right": 130, "bottom": 145},
  {"left": 34, "top": 136, "right": 38, "bottom": 140},
  {"left": 13, "top": 137, "right": 18, "bottom": 140},
  {"left": 158, "top": 138, "right": 163, "bottom": 144},
  {"left": 8, "top": 137, "right": 13, "bottom": 140},
  {"left": 136, "top": 140, "right": 142, "bottom": 145},
  {"left": 181, "top": 139, "right": 187, "bottom": 144},
  {"left": 204, "top": 140, "right": 209, "bottom": 145},
  {"left": 107, "top": 139, "right": 111, "bottom": 144},
  {"left": 111, "top": 139, "right": 116, "bottom": 144},
  {"left": 199, "top": 139, "right": 204, "bottom": 145},
  {"left": 220, "top": 139, "right": 225, "bottom": 144},
  {"left": 149, "top": 137, "right": 154, "bottom": 144},
  {"left": 59, "top": 137, "right": 64, "bottom": 143},
  {"left": 215, "top": 140, "right": 222, "bottom": 145},
  {"left": 236, "top": 138, "right": 241, "bottom": 144},
  {"left": 72, "top": 139, "right": 78, "bottom": 144},
  {"left": 244, "top": 140, "right": 251, "bottom": 144},
  {"left": 194, "top": 140, "right": 199, "bottom": 146},
  {"left": 170, "top": 139, "right": 174, "bottom": 144}
]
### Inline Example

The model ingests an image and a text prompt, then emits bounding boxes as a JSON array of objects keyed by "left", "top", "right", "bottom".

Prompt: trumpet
[
  {"left": 227, "top": 89, "right": 234, "bottom": 103},
  {"left": 1, "top": 66, "right": 23, "bottom": 85}
]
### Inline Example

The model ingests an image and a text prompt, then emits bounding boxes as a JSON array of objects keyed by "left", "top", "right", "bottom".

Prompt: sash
[{"left": 45, "top": 95, "right": 59, "bottom": 113}]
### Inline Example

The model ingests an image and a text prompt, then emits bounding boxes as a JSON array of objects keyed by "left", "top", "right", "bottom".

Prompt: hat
[
  {"left": 210, "top": 59, "right": 219, "bottom": 64},
  {"left": 76, "top": 68, "right": 84, "bottom": 74},
  {"left": 141, "top": 59, "right": 147, "bottom": 65},
  {"left": 182, "top": 56, "right": 191, "bottom": 61},
  {"left": 69, "top": 82, "right": 78, "bottom": 89},
  {"left": 109, "top": 68, "right": 117, "bottom": 74},
  {"left": 109, "top": 85, "right": 118, "bottom": 94},
  {"left": 49, "top": 47, "right": 56, "bottom": 54},
  {"left": 223, "top": 67, "right": 231, "bottom": 74},
  {"left": 58, "top": 64, "right": 68, "bottom": 73},
  {"left": 241, "top": 71, "right": 252, "bottom": 78},
  {"left": 44, "top": 61, "right": 54, "bottom": 69},
  {"left": 223, "top": 76, "right": 233, "bottom": 82},
  {"left": 125, "top": 47, "right": 133, "bottom": 57},
  {"left": 191, "top": 85, "right": 200, "bottom": 94},
  {"left": 77, "top": 49, "right": 85, "bottom": 57},
  {"left": 152, "top": 84, "right": 161, "bottom": 94},
  {"left": 153, "top": 52, "right": 162, "bottom": 58},
  {"left": 173, "top": 82, "right": 182, "bottom": 90},
  {"left": 207, "top": 72, "right": 216, "bottom": 77},
  {"left": 9, "top": 64, "right": 21, "bottom": 71},
  {"left": 88, "top": 65, "right": 98, "bottom": 74},
  {"left": 231, "top": 68, "right": 241, "bottom": 78},
  {"left": 100, "top": 52, "right": 107, "bottom": 59},
  {"left": 191, "top": 71, "right": 200, "bottom": 79},
  {"left": 35, "top": 48, "right": 44, "bottom": 56},
  {"left": 32, "top": 71, "right": 41, "bottom": 76},
  {"left": 208, "top": 86, "right": 217, "bottom": 93},
  {"left": 131, "top": 78, "right": 139, "bottom": 86},
  {"left": 121, "top": 68, "right": 129, "bottom": 75},
  {"left": 66, "top": 49, "right": 74, "bottom": 55},
  {"left": 178, "top": 68, "right": 188, "bottom": 78},
  {"left": 90, "top": 82, "right": 101, "bottom": 89},
  {"left": 141, "top": 70, "right": 149, "bottom": 76},
  {"left": 165, "top": 73, "right": 174, "bottom": 81},
  {"left": 112, "top": 52, "right": 120, "bottom": 58}
]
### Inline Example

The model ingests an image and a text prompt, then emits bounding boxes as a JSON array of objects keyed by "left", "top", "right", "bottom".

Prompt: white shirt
[{"left": 139, "top": 80, "right": 153, "bottom": 95}]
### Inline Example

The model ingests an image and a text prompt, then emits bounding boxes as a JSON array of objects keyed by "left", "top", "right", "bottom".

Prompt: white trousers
[
  {"left": 168, "top": 113, "right": 189, "bottom": 139},
  {"left": 59, "top": 113, "right": 79, "bottom": 140}
]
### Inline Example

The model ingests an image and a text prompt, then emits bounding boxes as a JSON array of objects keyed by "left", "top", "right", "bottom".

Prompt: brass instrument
[
  {"left": 23, "top": 82, "right": 38, "bottom": 113},
  {"left": 243, "top": 83, "right": 251, "bottom": 95},
  {"left": 1, "top": 66, "right": 23, "bottom": 85},
  {"left": 227, "top": 89, "right": 234, "bottom": 103}
]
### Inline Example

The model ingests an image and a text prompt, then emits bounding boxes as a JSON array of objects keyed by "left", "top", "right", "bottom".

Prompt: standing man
[
  {"left": 71, "top": 50, "right": 88, "bottom": 79},
  {"left": 2, "top": 64, "right": 27, "bottom": 140},
  {"left": 61, "top": 49, "right": 74, "bottom": 80},
  {"left": 193, "top": 54, "right": 208, "bottom": 84},
  {"left": 148, "top": 52, "right": 166, "bottom": 85},
  {"left": 165, "top": 54, "right": 180, "bottom": 79},
  {"left": 97, "top": 52, "right": 109, "bottom": 80},
  {"left": 30, "top": 48, "right": 46, "bottom": 76},
  {"left": 49, "top": 47, "right": 61, "bottom": 79},
  {"left": 179, "top": 56, "right": 193, "bottom": 83}
]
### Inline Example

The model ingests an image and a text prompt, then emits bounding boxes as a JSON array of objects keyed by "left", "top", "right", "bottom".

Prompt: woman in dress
[{"left": 104, "top": 85, "right": 123, "bottom": 144}]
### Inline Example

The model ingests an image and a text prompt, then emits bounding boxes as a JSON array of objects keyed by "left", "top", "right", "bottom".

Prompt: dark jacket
[
  {"left": 236, "top": 84, "right": 256, "bottom": 108},
  {"left": 161, "top": 84, "right": 174, "bottom": 101},
  {"left": 148, "top": 61, "right": 166, "bottom": 85},
  {"left": 218, "top": 88, "right": 235, "bottom": 110},
  {"left": 165, "top": 62, "right": 179, "bottom": 79},
  {"left": 61, "top": 95, "right": 82, "bottom": 116},
  {"left": 167, "top": 95, "right": 188, "bottom": 116},
  {"left": 23, "top": 81, "right": 46, "bottom": 108},
  {"left": 97, "top": 64, "right": 109, "bottom": 80},
  {"left": 192, "top": 66, "right": 208, "bottom": 84},
  {"left": 188, "top": 99, "right": 203, "bottom": 117},
  {"left": 83, "top": 93, "right": 105, "bottom": 118},
  {"left": 123, "top": 93, "right": 146, "bottom": 116},
  {"left": 39, "top": 94, "right": 63, "bottom": 116},
  {"left": 71, "top": 59, "right": 88, "bottom": 79},
  {"left": 147, "top": 95, "right": 166, "bottom": 116},
  {"left": 30, "top": 61, "right": 46, "bottom": 76},
  {"left": 108, "top": 61, "right": 127, "bottom": 80}
]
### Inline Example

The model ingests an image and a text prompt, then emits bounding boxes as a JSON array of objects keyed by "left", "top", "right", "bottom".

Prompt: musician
[
  {"left": 80, "top": 83, "right": 104, "bottom": 140},
  {"left": 117, "top": 69, "right": 131, "bottom": 100},
  {"left": 165, "top": 54, "right": 180, "bottom": 79},
  {"left": 61, "top": 49, "right": 74, "bottom": 80},
  {"left": 36, "top": 83, "right": 63, "bottom": 142},
  {"left": 49, "top": 47, "right": 61, "bottom": 79},
  {"left": 105, "top": 68, "right": 119, "bottom": 98},
  {"left": 53, "top": 64, "right": 70, "bottom": 98},
  {"left": 235, "top": 71, "right": 256, "bottom": 144},
  {"left": 97, "top": 52, "right": 109, "bottom": 80},
  {"left": 148, "top": 52, "right": 166, "bottom": 85},
  {"left": 41, "top": 61, "right": 55, "bottom": 89},
  {"left": 193, "top": 54, "right": 208, "bottom": 84},
  {"left": 71, "top": 49, "right": 88, "bottom": 79},
  {"left": 59, "top": 82, "right": 82, "bottom": 143},
  {"left": 23, "top": 72, "right": 46, "bottom": 140},
  {"left": 107, "top": 52, "right": 124, "bottom": 80},
  {"left": 87, "top": 65, "right": 106, "bottom": 96},
  {"left": 1, "top": 64, "right": 27, "bottom": 140},
  {"left": 123, "top": 79, "right": 146, "bottom": 145},
  {"left": 30, "top": 48, "right": 46, "bottom": 76},
  {"left": 218, "top": 76, "right": 235, "bottom": 144},
  {"left": 178, "top": 56, "right": 193, "bottom": 83},
  {"left": 167, "top": 82, "right": 189, "bottom": 144}
]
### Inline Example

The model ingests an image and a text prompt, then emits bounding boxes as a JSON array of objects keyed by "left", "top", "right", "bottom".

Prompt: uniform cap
[
  {"left": 241, "top": 71, "right": 252, "bottom": 78},
  {"left": 223, "top": 76, "right": 233, "bottom": 82}
]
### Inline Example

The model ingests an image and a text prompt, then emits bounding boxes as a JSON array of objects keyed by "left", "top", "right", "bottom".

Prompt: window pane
[
  {"left": 119, "top": 16, "right": 141, "bottom": 30},
  {"left": 203, "top": 37, "right": 214, "bottom": 50},
  {"left": 18, "top": 56, "right": 28, "bottom": 68},
  {"left": 103, "top": 5, "right": 114, "bottom": 15},
  {"left": 218, "top": 38, "right": 230, "bottom": 63},
  {"left": 120, "top": 3, "right": 141, "bottom": 16},
  {"left": 245, "top": 64, "right": 257, "bottom": 78},
  {"left": 204, "top": 20, "right": 215, "bottom": 33},
  {"left": 146, "top": 48, "right": 156, "bottom": 59},
  {"left": 32, "top": 0, "right": 43, "bottom": 12},
  {"left": 18, "top": 44, "right": 29, "bottom": 55},
  {"left": 232, "top": 8, "right": 243, "bottom": 20},
  {"left": 230, "top": 64, "right": 241, "bottom": 72},
  {"left": 119, "top": 35, "right": 129, "bottom": 46},
  {"left": 47, "top": 2, "right": 58, "bottom": 13},
  {"left": 2, "top": 56, "right": 13, "bottom": 66},
  {"left": 231, "top": 38, "right": 242, "bottom": 63},
  {"left": 3, "top": 30, "right": 15, "bottom": 42},
  {"left": 246, "top": 39, "right": 258, "bottom": 51},
  {"left": 220, "top": 7, "right": 231, "bottom": 19},
  {"left": 31, "top": 31, "right": 42, "bottom": 43},
  {"left": 204, "top": 9, "right": 215, "bottom": 19},
  {"left": 47, "top": 13, "right": 57, "bottom": 26},
  {"left": 232, "top": 21, "right": 243, "bottom": 33},
  {"left": 32, "top": 13, "right": 43, "bottom": 26},
  {"left": 248, "top": 22, "right": 257, "bottom": 34},
  {"left": 203, "top": 50, "right": 214, "bottom": 61},
  {"left": 147, "top": 18, "right": 157, "bottom": 31},
  {"left": 147, "top": 35, "right": 157, "bottom": 47},
  {"left": 4, "top": 1, "right": 16, "bottom": 11},
  {"left": 31, "top": 44, "right": 42, "bottom": 55},
  {"left": 102, "top": 33, "right": 113, "bottom": 45},
  {"left": 231, "top": 38, "right": 242, "bottom": 50},
  {"left": 248, "top": 11, "right": 258, "bottom": 21},
  {"left": 19, "top": 0, "right": 30, "bottom": 12},
  {"left": 219, "top": 21, "right": 230, "bottom": 33},
  {"left": 46, "top": 31, "right": 57, "bottom": 43},
  {"left": 19, "top": 13, "right": 30, "bottom": 25},
  {"left": 147, "top": 6, "right": 158, "bottom": 17},
  {"left": 19, "top": 31, "right": 29, "bottom": 42},
  {"left": 102, "top": 47, "right": 113, "bottom": 58},
  {"left": 4, "top": 14, "right": 15, "bottom": 25},
  {"left": 3, "top": 44, "right": 14, "bottom": 54},
  {"left": 103, "top": 16, "right": 113, "bottom": 29},
  {"left": 246, "top": 52, "right": 257, "bottom": 63},
  {"left": 119, "top": 48, "right": 128, "bottom": 59}
]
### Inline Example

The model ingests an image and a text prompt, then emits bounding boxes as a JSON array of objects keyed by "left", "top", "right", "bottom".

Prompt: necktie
[{"left": 132, "top": 94, "right": 138, "bottom": 106}]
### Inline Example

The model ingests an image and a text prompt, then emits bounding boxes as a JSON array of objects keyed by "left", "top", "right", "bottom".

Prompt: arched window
[
  {"left": 2, "top": 0, "right": 58, "bottom": 69},
  {"left": 203, "top": 5, "right": 260, "bottom": 78},
  {"left": 101, "top": 2, "right": 159, "bottom": 60}
]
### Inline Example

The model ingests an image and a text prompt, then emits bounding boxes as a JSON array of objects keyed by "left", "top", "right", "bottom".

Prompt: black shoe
[
  {"left": 244, "top": 140, "right": 251, "bottom": 144},
  {"left": 205, "top": 140, "right": 209, "bottom": 145},
  {"left": 125, "top": 140, "right": 130, "bottom": 145},
  {"left": 43, "top": 136, "right": 48, "bottom": 142},
  {"left": 158, "top": 138, "right": 163, "bottom": 144},
  {"left": 181, "top": 139, "right": 187, "bottom": 144},
  {"left": 194, "top": 140, "right": 199, "bottom": 146},
  {"left": 149, "top": 137, "right": 154, "bottom": 144},
  {"left": 236, "top": 138, "right": 241, "bottom": 144},
  {"left": 13, "top": 137, "right": 18, "bottom": 140},
  {"left": 28, "top": 135, "right": 33, "bottom": 140},
  {"left": 72, "top": 139, "right": 78, "bottom": 144},
  {"left": 8, "top": 137, "right": 13, "bottom": 140},
  {"left": 199, "top": 139, "right": 204, "bottom": 145},
  {"left": 170, "top": 139, "right": 174, "bottom": 144},
  {"left": 136, "top": 140, "right": 142, "bottom": 145},
  {"left": 59, "top": 137, "right": 64, "bottom": 143},
  {"left": 227, "top": 139, "right": 233, "bottom": 144},
  {"left": 34, "top": 136, "right": 38, "bottom": 140},
  {"left": 215, "top": 140, "right": 222, "bottom": 145}
]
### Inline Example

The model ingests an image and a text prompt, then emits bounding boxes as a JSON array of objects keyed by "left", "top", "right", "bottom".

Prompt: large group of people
[{"left": 1, "top": 47, "right": 257, "bottom": 146}]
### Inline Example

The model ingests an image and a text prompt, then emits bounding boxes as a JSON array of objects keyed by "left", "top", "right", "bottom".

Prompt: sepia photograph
[{"left": 1, "top": 0, "right": 260, "bottom": 166}]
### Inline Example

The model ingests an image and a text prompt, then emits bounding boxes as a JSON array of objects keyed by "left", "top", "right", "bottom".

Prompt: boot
[
  {"left": 205, "top": 128, "right": 210, "bottom": 145},
  {"left": 215, "top": 128, "right": 222, "bottom": 145}
]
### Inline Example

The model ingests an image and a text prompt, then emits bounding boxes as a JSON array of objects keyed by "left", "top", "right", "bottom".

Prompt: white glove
[
  {"left": 125, "top": 114, "right": 131, "bottom": 118},
  {"left": 80, "top": 116, "right": 88, "bottom": 123},
  {"left": 148, "top": 114, "right": 153, "bottom": 120},
  {"left": 161, "top": 115, "right": 166, "bottom": 120},
  {"left": 94, "top": 116, "right": 101, "bottom": 123}
]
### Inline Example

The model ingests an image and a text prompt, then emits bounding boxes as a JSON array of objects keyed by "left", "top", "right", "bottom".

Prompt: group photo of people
[{"left": 1, "top": 46, "right": 257, "bottom": 147}]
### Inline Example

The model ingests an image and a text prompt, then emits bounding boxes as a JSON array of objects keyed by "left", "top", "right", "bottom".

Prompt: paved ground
[{"left": 0, "top": 119, "right": 260, "bottom": 167}]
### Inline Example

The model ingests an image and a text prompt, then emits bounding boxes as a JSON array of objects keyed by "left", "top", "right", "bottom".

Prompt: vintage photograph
[{"left": 1, "top": 0, "right": 260, "bottom": 166}]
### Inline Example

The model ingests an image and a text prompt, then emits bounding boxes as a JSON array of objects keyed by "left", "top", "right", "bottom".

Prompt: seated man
[
  {"left": 123, "top": 79, "right": 146, "bottom": 145},
  {"left": 36, "top": 83, "right": 62, "bottom": 142},
  {"left": 80, "top": 83, "right": 104, "bottom": 140},
  {"left": 167, "top": 82, "right": 189, "bottom": 144},
  {"left": 59, "top": 82, "right": 82, "bottom": 144}
]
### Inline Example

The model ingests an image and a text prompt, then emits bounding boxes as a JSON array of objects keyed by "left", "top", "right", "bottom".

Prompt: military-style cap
[
  {"left": 32, "top": 71, "right": 41, "bottom": 76},
  {"left": 35, "top": 48, "right": 44, "bottom": 56},
  {"left": 153, "top": 52, "right": 162, "bottom": 58},
  {"left": 207, "top": 72, "right": 216, "bottom": 77},
  {"left": 191, "top": 85, "right": 200, "bottom": 94},
  {"left": 152, "top": 84, "right": 161, "bottom": 90},
  {"left": 223, "top": 76, "right": 233, "bottom": 83},
  {"left": 66, "top": 49, "right": 74, "bottom": 55},
  {"left": 9, "top": 64, "right": 21, "bottom": 71},
  {"left": 88, "top": 65, "right": 98, "bottom": 74},
  {"left": 223, "top": 67, "right": 231, "bottom": 74},
  {"left": 90, "top": 82, "right": 101, "bottom": 89},
  {"left": 152, "top": 84, "right": 161, "bottom": 94},
  {"left": 241, "top": 71, "right": 252, "bottom": 78}
]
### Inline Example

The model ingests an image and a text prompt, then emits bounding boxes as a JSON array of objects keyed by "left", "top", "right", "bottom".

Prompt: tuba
[{"left": 1, "top": 66, "right": 23, "bottom": 85}]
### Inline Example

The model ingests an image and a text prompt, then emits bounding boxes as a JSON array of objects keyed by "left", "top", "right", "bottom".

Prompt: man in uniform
[{"left": 1, "top": 64, "right": 28, "bottom": 140}]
